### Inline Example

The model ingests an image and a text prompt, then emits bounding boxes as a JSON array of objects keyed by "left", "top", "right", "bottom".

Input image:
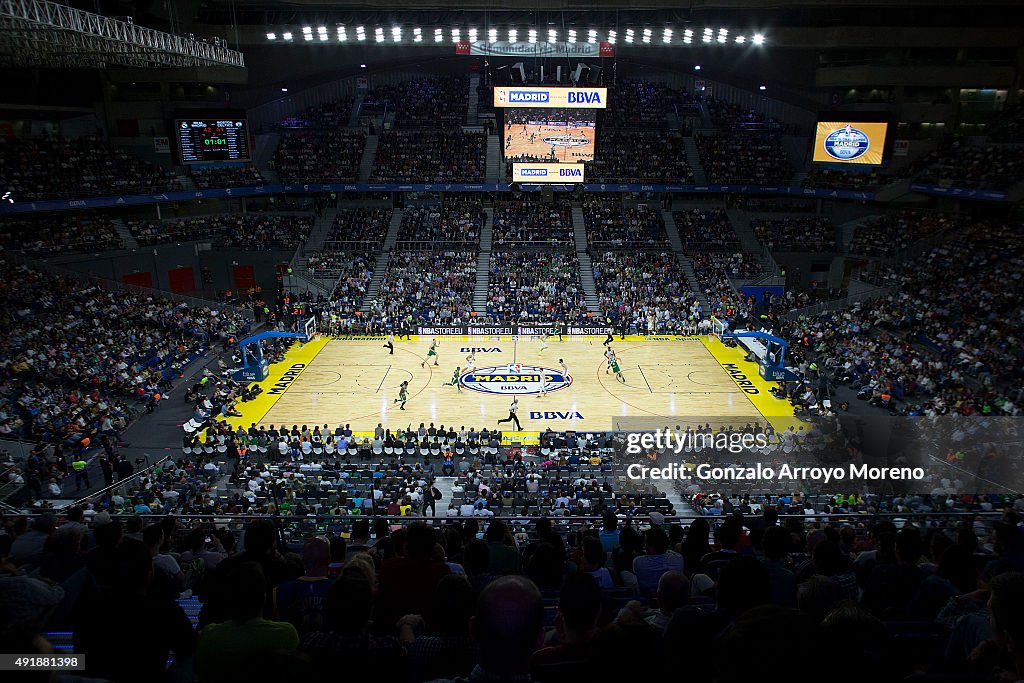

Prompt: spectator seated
[
  {"left": 369, "top": 250, "right": 477, "bottom": 326},
  {"left": 696, "top": 132, "right": 792, "bottom": 184},
  {"left": 396, "top": 202, "right": 483, "bottom": 246},
  {"left": 486, "top": 252, "right": 588, "bottom": 324},
  {"left": 752, "top": 216, "right": 835, "bottom": 252},
  {"left": 492, "top": 200, "right": 574, "bottom": 246},
  {"left": 371, "top": 131, "right": 486, "bottom": 183},
  {"left": 583, "top": 199, "right": 669, "bottom": 248},
  {"left": 273, "top": 131, "right": 366, "bottom": 183}
]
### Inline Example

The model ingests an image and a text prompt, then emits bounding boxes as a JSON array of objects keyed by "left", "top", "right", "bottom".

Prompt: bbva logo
[
  {"left": 459, "top": 347, "right": 502, "bottom": 353},
  {"left": 567, "top": 91, "right": 601, "bottom": 104},
  {"left": 529, "top": 411, "right": 584, "bottom": 419},
  {"left": 559, "top": 167, "right": 582, "bottom": 177}
]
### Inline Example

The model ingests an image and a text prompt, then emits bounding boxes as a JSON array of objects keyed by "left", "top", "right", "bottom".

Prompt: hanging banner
[
  {"left": 457, "top": 41, "right": 612, "bottom": 58},
  {"left": 513, "top": 162, "right": 585, "bottom": 183}
]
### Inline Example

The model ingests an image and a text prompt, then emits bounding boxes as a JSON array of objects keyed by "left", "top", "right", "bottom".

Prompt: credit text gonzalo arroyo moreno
[{"left": 627, "top": 462, "right": 926, "bottom": 484}]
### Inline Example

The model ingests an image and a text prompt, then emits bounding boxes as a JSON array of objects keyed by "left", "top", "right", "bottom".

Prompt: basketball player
[
  {"left": 610, "top": 354, "right": 625, "bottom": 383},
  {"left": 383, "top": 332, "right": 395, "bottom": 355},
  {"left": 445, "top": 367, "right": 462, "bottom": 392},
  {"left": 465, "top": 351, "right": 477, "bottom": 372},
  {"left": 394, "top": 380, "right": 409, "bottom": 410},
  {"left": 539, "top": 331, "right": 550, "bottom": 352},
  {"left": 506, "top": 134, "right": 512, "bottom": 150},
  {"left": 421, "top": 338, "right": 439, "bottom": 368},
  {"left": 603, "top": 331, "right": 614, "bottom": 347},
  {"left": 604, "top": 346, "right": 615, "bottom": 374},
  {"left": 559, "top": 358, "right": 568, "bottom": 379},
  {"left": 497, "top": 397, "right": 522, "bottom": 430}
]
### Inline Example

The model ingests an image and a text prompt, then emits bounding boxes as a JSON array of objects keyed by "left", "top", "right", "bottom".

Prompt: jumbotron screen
[
  {"left": 503, "top": 108, "right": 597, "bottom": 162},
  {"left": 811, "top": 120, "right": 890, "bottom": 166},
  {"left": 174, "top": 116, "right": 251, "bottom": 164}
]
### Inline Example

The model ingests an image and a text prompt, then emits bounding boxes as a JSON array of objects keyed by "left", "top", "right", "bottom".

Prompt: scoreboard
[{"left": 174, "top": 118, "right": 251, "bottom": 164}]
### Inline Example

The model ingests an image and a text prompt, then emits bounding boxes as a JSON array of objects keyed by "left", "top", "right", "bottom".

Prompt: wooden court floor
[
  {"left": 504, "top": 124, "right": 595, "bottom": 162},
  {"left": 225, "top": 336, "right": 796, "bottom": 437}
]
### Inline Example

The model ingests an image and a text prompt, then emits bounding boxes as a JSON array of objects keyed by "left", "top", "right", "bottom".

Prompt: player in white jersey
[
  {"left": 539, "top": 331, "right": 550, "bottom": 352},
  {"left": 560, "top": 358, "right": 568, "bottom": 378},
  {"left": 465, "top": 351, "right": 476, "bottom": 372},
  {"left": 604, "top": 347, "right": 615, "bottom": 374}
]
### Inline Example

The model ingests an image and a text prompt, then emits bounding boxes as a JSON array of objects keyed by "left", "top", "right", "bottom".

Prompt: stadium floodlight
[
  {"left": 759, "top": 85, "right": 767, "bottom": 90},
  {"left": 662, "top": 28, "right": 672, "bottom": 43},
  {"left": 282, "top": 31, "right": 293, "bottom": 41},
  {"left": 753, "top": 33, "right": 765, "bottom": 45},
  {"left": 375, "top": 27, "right": 384, "bottom": 43},
  {"left": 703, "top": 27, "right": 712, "bottom": 43},
  {"left": 718, "top": 28, "right": 728, "bottom": 43},
  {"left": 317, "top": 26, "right": 326, "bottom": 33},
  {"left": 508, "top": 28, "right": 517, "bottom": 42},
  {"left": 735, "top": 35, "right": 745, "bottom": 43},
  {"left": 413, "top": 27, "right": 422, "bottom": 42},
  {"left": 302, "top": 26, "right": 312, "bottom": 41},
  {"left": 266, "top": 32, "right": 276, "bottom": 40},
  {"left": 625, "top": 28, "right": 634, "bottom": 43},
  {"left": 281, "top": 87, "right": 288, "bottom": 92},
  {"left": 356, "top": 26, "right": 366, "bottom": 41},
  {"left": 568, "top": 29, "right": 577, "bottom": 44},
  {"left": 588, "top": 29, "right": 597, "bottom": 43},
  {"left": 360, "top": 63, "right": 366, "bottom": 68},
  {"left": 528, "top": 29, "right": 537, "bottom": 43},
  {"left": 694, "top": 64, "right": 701, "bottom": 70},
  {"left": 319, "top": 34, "right": 328, "bottom": 42},
  {"left": 548, "top": 28, "right": 557, "bottom": 41},
  {"left": 489, "top": 28, "right": 498, "bottom": 43},
  {"left": 468, "top": 28, "right": 478, "bottom": 42},
  {"left": 453, "top": 28, "right": 462, "bottom": 43},
  {"left": 302, "top": 26, "right": 311, "bottom": 34},
  {"left": 607, "top": 30, "right": 617, "bottom": 44},
  {"left": 434, "top": 28, "right": 443, "bottom": 42},
  {"left": 391, "top": 27, "right": 401, "bottom": 42}
]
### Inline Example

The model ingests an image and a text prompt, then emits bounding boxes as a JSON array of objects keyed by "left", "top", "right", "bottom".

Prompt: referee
[
  {"left": 497, "top": 397, "right": 523, "bottom": 431},
  {"left": 383, "top": 332, "right": 395, "bottom": 355}
]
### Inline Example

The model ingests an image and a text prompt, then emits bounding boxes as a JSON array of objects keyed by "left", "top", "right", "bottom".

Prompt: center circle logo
[
  {"left": 461, "top": 364, "right": 572, "bottom": 395},
  {"left": 542, "top": 134, "right": 590, "bottom": 147},
  {"left": 823, "top": 125, "right": 870, "bottom": 161}
]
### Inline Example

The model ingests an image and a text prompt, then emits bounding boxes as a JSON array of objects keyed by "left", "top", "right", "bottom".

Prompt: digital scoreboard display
[{"left": 174, "top": 117, "right": 251, "bottom": 164}]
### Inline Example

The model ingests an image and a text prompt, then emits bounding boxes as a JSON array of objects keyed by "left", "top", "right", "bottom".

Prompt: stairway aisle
[
  {"left": 486, "top": 136, "right": 502, "bottom": 183},
  {"left": 358, "top": 135, "right": 378, "bottom": 182},
  {"left": 466, "top": 74, "right": 479, "bottom": 125},
  {"left": 359, "top": 210, "right": 404, "bottom": 315},
  {"left": 111, "top": 218, "right": 139, "bottom": 250},
  {"left": 683, "top": 136, "right": 708, "bottom": 184}
]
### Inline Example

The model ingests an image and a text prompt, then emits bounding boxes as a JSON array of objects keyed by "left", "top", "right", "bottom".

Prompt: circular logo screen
[
  {"left": 461, "top": 364, "right": 572, "bottom": 395},
  {"left": 823, "top": 125, "right": 870, "bottom": 161}
]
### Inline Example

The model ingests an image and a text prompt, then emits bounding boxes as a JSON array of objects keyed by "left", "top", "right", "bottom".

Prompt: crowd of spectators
[
  {"left": 322, "top": 208, "right": 393, "bottom": 248},
  {"left": 128, "top": 214, "right": 313, "bottom": 249},
  {"left": 912, "top": 142, "right": 1024, "bottom": 190},
  {"left": 277, "top": 97, "right": 356, "bottom": 130},
  {"left": 191, "top": 166, "right": 265, "bottom": 190},
  {"left": 592, "top": 251, "right": 703, "bottom": 332},
  {"left": 303, "top": 250, "right": 374, "bottom": 297},
  {"left": 603, "top": 80, "right": 690, "bottom": 129},
  {"left": 492, "top": 200, "right": 574, "bottom": 246},
  {"left": 673, "top": 208, "right": 740, "bottom": 250},
  {"left": 368, "top": 250, "right": 478, "bottom": 327},
  {"left": 696, "top": 132, "right": 793, "bottom": 184},
  {"left": 0, "top": 135, "right": 183, "bottom": 200},
  {"left": 6, "top": 483, "right": 1024, "bottom": 683},
  {"left": 0, "top": 213, "right": 122, "bottom": 253},
  {"left": 588, "top": 131, "right": 694, "bottom": 183},
  {"left": 366, "top": 77, "right": 468, "bottom": 128},
  {"left": 371, "top": 131, "right": 487, "bottom": 183},
  {"left": 847, "top": 210, "right": 964, "bottom": 257},
  {"left": 272, "top": 131, "right": 367, "bottom": 183},
  {"left": 752, "top": 216, "right": 835, "bottom": 252},
  {"left": 583, "top": 199, "right": 669, "bottom": 248},
  {"left": 704, "top": 98, "right": 783, "bottom": 131},
  {"left": 0, "top": 257, "right": 250, "bottom": 449},
  {"left": 396, "top": 202, "right": 484, "bottom": 245},
  {"left": 801, "top": 168, "right": 880, "bottom": 192},
  {"left": 486, "top": 252, "right": 588, "bottom": 324},
  {"left": 780, "top": 219, "right": 1023, "bottom": 417}
]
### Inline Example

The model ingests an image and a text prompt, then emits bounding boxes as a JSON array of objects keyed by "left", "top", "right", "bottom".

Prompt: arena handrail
[{"left": 55, "top": 455, "right": 172, "bottom": 512}]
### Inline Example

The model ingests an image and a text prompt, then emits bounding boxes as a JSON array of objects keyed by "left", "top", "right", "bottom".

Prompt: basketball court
[
  {"left": 504, "top": 123, "right": 596, "bottom": 161},
  {"left": 222, "top": 335, "right": 798, "bottom": 441}
]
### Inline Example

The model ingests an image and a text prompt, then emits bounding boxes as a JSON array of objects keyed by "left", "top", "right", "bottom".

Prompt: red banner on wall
[
  {"left": 455, "top": 41, "right": 471, "bottom": 55},
  {"left": 599, "top": 42, "right": 615, "bottom": 57}
]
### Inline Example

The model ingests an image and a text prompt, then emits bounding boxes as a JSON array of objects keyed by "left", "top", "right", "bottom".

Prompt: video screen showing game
[{"left": 502, "top": 107, "right": 596, "bottom": 162}]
